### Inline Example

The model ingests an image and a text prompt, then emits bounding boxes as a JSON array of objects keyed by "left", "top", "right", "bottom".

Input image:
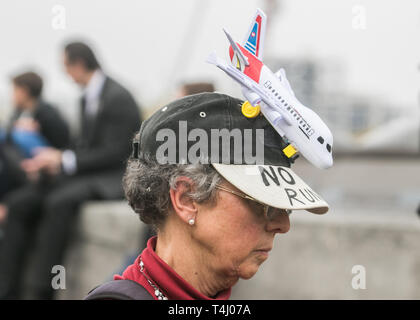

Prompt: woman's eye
[
  {"left": 267, "top": 208, "right": 289, "bottom": 220},
  {"left": 246, "top": 200, "right": 265, "bottom": 215}
]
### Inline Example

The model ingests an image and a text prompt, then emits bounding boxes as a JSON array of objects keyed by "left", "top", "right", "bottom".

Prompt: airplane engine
[{"left": 241, "top": 87, "right": 261, "bottom": 107}]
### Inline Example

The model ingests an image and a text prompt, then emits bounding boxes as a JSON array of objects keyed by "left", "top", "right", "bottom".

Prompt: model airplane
[{"left": 207, "top": 8, "right": 333, "bottom": 169}]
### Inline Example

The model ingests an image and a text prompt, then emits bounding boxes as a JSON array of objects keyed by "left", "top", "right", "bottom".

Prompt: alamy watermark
[
  {"left": 51, "top": 265, "right": 66, "bottom": 290},
  {"left": 51, "top": 4, "right": 66, "bottom": 30},
  {"left": 351, "top": 264, "right": 366, "bottom": 290},
  {"left": 352, "top": 5, "right": 367, "bottom": 30},
  {"left": 155, "top": 121, "right": 265, "bottom": 165}
]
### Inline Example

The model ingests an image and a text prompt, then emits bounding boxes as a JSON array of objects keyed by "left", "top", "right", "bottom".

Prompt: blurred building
[{"left": 266, "top": 56, "right": 420, "bottom": 154}]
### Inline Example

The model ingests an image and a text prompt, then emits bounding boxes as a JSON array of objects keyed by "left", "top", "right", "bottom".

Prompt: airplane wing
[
  {"left": 248, "top": 81, "right": 293, "bottom": 125},
  {"left": 275, "top": 68, "right": 296, "bottom": 97},
  {"left": 223, "top": 28, "right": 249, "bottom": 69},
  {"left": 242, "top": 8, "right": 266, "bottom": 60}
]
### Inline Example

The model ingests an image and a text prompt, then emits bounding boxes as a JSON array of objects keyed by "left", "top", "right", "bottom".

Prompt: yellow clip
[
  {"left": 241, "top": 101, "right": 260, "bottom": 118},
  {"left": 283, "top": 144, "right": 298, "bottom": 158}
]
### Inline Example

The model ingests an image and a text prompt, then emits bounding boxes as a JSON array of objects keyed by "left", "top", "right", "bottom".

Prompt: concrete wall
[
  {"left": 58, "top": 202, "right": 420, "bottom": 300},
  {"left": 232, "top": 214, "right": 420, "bottom": 299},
  {"left": 57, "top": 201, "right": 143, "bottom": 300}
]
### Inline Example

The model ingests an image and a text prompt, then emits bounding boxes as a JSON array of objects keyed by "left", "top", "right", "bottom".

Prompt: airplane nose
[
  {"left": 315, "top": 154, "right": 333, "bottom": 169},
  {"left": 322, "top": 157, "right": 333, "bottom": 169}
]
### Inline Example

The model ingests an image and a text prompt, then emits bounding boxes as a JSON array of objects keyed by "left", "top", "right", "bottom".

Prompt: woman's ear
[{"left": 169, "top": 177, "right": 197, "bottom": 225}]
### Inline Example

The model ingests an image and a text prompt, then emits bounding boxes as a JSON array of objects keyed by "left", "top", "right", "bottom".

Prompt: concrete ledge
[
  {"left": 76, "top": 201, "right": 142, "bottom": 246},
  {"left": 57, "top": 201, "right": 145, "bottom": 299}
]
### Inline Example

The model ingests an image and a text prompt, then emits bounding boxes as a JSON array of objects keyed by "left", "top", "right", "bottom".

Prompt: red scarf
[{"left": 114, "top": 236, "right": 232, "bottom": 300}]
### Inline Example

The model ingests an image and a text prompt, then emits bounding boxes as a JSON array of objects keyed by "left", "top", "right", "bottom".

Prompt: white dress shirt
[
  {"left": 62, "top": 70, "right": 106, "bottom": 175},
  {"left": 83, "top": 69, "right": 107, "bottom": 118}
]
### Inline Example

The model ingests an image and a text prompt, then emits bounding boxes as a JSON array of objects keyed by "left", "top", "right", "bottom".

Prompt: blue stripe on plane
[
  {"left": 246, "top": 42, "right": 256, "bottom": 49},
  {"left": 245, "top": 43, "right": 254, "bottom": 50},
  {"left": 244, "top": 44, "right": 256, "bottom": 54},
  {"left": 247, "top": 22, "right": 259, "bottom": 47}
]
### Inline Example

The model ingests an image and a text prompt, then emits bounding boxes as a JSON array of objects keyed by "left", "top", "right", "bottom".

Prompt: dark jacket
[
  {"left": 1, "top": 100, "right": 70, "bottom": 198},
  {"left": 70, "top": 76, "right": 142, "bottom": 198},
  {"left": 6, "top": 100, "right": 70, "bottom": 149}
]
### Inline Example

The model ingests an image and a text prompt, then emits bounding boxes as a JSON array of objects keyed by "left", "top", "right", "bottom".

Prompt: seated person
[
  {"left": 0, "top": 71, "right": 70, "bottom": 199},
  {"left": 0, "top": 42, "right": 141, "bottom": 300},
  {"left": 9, "top": 117, "right": 48, "bottom": 158}
]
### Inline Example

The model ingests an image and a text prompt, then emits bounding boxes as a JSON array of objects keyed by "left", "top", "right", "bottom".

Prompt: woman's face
[{"left": 193, "top": 181, "right": 290, "bottom": 281}]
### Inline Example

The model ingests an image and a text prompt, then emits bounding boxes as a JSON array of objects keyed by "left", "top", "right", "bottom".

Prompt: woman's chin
[
  {"left": 238, "top": 259, "right": 266, "bottom": 280},
  {"left": 239, "top": 267, "right": 260, "bottom": 280}
]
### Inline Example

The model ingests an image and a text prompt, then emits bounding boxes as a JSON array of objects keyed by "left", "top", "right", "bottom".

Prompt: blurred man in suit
[{"left": 0, "top": 42, "right": 142, "bottom": 299}]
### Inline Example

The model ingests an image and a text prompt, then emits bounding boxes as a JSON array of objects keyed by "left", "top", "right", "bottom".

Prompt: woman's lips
[{"left": 255, "top": 248, "right": 272, "bottom": 257}]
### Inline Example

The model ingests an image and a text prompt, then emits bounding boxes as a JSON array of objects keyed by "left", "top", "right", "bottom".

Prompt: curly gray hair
[{"left": 123, "top": 154, "right": 223, "bottom": 230}]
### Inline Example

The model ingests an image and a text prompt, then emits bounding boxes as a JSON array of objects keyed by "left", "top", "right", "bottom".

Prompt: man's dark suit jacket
[{"left": 70, "top": 75, "right": 141, "bottom": 198}]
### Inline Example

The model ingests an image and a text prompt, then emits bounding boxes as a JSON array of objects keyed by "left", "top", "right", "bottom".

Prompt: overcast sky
[{"left": 0, "top": 0, "right": 419, "bottom": 123}]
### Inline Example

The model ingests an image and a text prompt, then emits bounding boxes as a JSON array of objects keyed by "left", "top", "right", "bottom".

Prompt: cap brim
[{"left": 211, "top": 164, "right": 329, "bottom": 214}]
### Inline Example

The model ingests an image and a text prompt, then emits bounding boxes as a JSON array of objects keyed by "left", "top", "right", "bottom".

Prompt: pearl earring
[{"left": 188, "top": 219, "right": 195, "bottom": 226}]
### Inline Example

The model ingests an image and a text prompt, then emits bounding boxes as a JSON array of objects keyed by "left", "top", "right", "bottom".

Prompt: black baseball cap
[{"left": 133, "top": 92, "right": 328, "bottom": 214}]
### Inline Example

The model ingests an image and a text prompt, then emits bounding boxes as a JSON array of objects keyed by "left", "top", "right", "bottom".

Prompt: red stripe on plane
[
  {"left": 228, "top": 43, "right": 263, "bottom": 83},
  {"left": 255, "top": 15, "right": 262, "bottom": 57},
  {"left": 240, "top": 45, "right": 263, "bottom": 83}
]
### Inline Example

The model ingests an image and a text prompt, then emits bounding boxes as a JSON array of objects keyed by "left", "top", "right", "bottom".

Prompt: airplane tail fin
[
  {"left": 206, "top": 51, "right": 229, "bottom": 69},
  {"left": 206, "top": 51, "right": 219, "bottom": 65},
  {"left": 242, "top": 8, "right": 266, "bottom": 60}
]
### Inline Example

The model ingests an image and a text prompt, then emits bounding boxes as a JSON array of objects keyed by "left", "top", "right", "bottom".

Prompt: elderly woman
[{"left": 85, "top": 93, "right": 329, "bottom": 300}]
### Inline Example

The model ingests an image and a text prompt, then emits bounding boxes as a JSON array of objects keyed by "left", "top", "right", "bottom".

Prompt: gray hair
[{"left": 123, "top": 154, "right": 223, "bottom": 230}]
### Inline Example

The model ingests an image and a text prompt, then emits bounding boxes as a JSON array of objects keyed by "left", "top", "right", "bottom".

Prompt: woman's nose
[{"left": 265, "top": 212, "right": 290, "bottom": 234}]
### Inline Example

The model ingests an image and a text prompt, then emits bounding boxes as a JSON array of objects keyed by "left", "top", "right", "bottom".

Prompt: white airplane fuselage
[
  {"left": 249, "top": 64, "right": 334, "bottom": 169},
  {"left": 207, "top": 41, "right": 333, "bottom": 169}
]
